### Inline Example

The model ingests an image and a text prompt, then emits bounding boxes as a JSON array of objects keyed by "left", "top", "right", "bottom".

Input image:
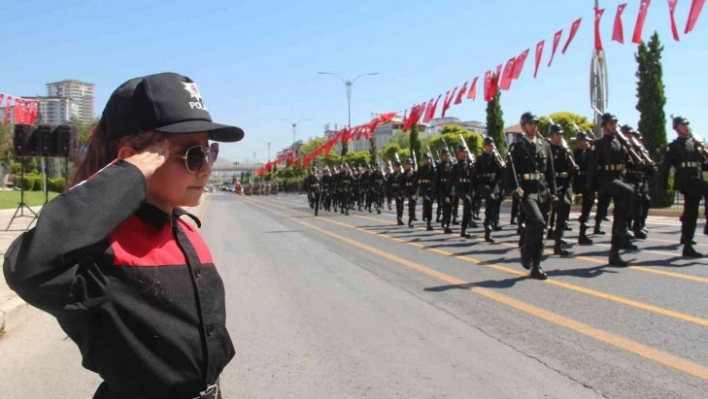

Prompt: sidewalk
[{"left": 0, "top": 198, "right": 208, "bottom": 337}]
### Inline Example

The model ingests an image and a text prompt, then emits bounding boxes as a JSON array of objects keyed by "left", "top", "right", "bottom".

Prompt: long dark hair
[{"left": 70, "top": 120, "right": 163, "bottom": 188}]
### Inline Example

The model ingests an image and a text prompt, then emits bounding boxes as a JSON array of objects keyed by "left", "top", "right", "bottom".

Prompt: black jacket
[{"left": 3, "top": 160, "right": 234, "bottom": 398}]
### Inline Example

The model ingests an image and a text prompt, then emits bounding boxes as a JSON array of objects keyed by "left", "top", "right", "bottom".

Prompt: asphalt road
[{"left": 1, "top": 192, "right": 706, "bottom": 398}]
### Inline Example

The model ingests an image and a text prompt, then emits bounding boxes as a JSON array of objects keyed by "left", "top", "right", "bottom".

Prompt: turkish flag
[
  {"left": 402, "top": 109, "right": 409, "bottom": 132},
  {"left": 467, "top": 77, "right": 479, "bottom": 100},
  {"left": 632, "top": 0, "right": 651, "bottom": 44},
  {"left": 668, "top": 0, "right": 680, "bottom": 41},
  {"left": 442, "top": 87, "right": 457, "bottom": 117},
  {"left": 547, "top": 29, "right": 563, "bottom": 67},
  {"left": 533, "top": 40, "right": 545, "bottom": 78},
  {"left": 14, "top": 99, "right": 25, "bottom": 124},
  {"left": 612, "top": 4, "right": 627, "bottom": 43},
  {"left": 454, "top": 81, "right": 468, "bottom": 104},
  {"left": 685, "top": 0, "right": 706, "bottom": 33},
  {"left": 424, "top": 95, "right": 442, "bottom": 123},
  {"left": 377, "top": 111, "right": 397, "bottom": 123},
  {"left": 3, "top": 96, "right": 12, "bottom": 125},
  {"left": 511, "top": 49, "right": 529, "bottom": 79},
  {"left": 595, "top": 7, "right": 606, "bottom": 49},
  {"left": 500, "top": 57, "right": 516, "bottom": 90},
  {"left": 562, "top": 18, "right": 582, "bottom": 54}
]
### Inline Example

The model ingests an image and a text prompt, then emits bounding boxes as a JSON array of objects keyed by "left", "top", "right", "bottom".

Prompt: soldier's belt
[
  {"left": 480, "top": 173, "right": 496, "bottom": 178},
  {"left": 405, "top": 183, "right": 414, "bottom": 186},
  {"left": 519, "top": 173, "right": 544, "bottom": 181},
  {"left": 555, "top": 172, "right": 569, "bottom": 178},
  {"left": 439, "top": 178, "right": 448, "bottom": 182},
  {"left": 342, "top": 181, "right": 351, "bottom": 184},
  {"left": 311, "top": 183, "right": 319, "bottom": 187},
  {"left": 627, "top": 170, "right": 645, "bottom": 175},
  {"left": 575, "top": 171, "right": 586, "bottom": 176},
  {"left": 419, "top": 179, "right": 432, "bottom": 184},
  {"left": 603, "top": 164, "right": 625, "bottom": 171},
  {"left": 457, "top": 178, "right": 471, "bottom": 183},
  {"left": 680, "top": 162, "right": 701, "bottom": 168}
]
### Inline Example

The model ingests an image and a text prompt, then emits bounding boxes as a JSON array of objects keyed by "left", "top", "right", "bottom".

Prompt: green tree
[
  {"left": 379, "top": 141, "right": 402, "bottom": 163},
  {"left": 485, "top": 90, "right": 506, "bottom": 154},
  {"left": 427, "top": 125, "right": 484, "bottom": 158},
  {"left": 298, "top": 137, "right": 325, "bottom": 157},
  {"left": 389, "top": 130, "right": 410, "bottom": 149},
  {"left": 409, "top": 124, "right": 421, "bottom": 165},
  {"left": 636, "top": 32, "right": 672, "bottom": 207},
  {"left": 537, "top": 112, "right": 596, "bottom": 150},
  {"left": 342, "top": 150, "right": 371, "bottom": 167},
  {"left": 321, "top": 152, "right": 342, "bottom": 168}
]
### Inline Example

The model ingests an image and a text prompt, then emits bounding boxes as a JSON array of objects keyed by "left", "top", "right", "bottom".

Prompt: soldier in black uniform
[
  {"left": 417, "top": 153, "right": 437, "bottom": 231},
  {"left": 620, "top": 125, "right": 651, "bottom": 239},
  {"left": 436, "top": 149, "right": 455, "bottom": 234},
  {"left": 587, "top": 113, "right": 637, "bottom": 266},
  {"left": 305, "top": 167, "right": 321, "bottom": 216},
  {"left": 450, "top": 145, "right": 474, "bottom": 238},
  {"left": 370, "top": 163, "right": 385, "bottom": 214},
  {"left": 506, "top": 112, "right": 553, "bottom": 279},
  {"left": 573, "top": 131, "right": 595, "bottom": 245},
  {"left": 401, "top": 158, "right": 418, "bottom": 227},
  {"left": 474, "top": 137, "right": 504, "bottom": 242},
  {"left": 547, "top": 124, "right": 577, "bottom": 256},
  {"left": 658, "top": 116, "right": 707, "bottom": 258},
  {"left": 321, "top": 167, "right": 333, "bottom": 212},
  {"left": 337, "top": 163, "right": 354, "bottom": 215},
  {"left": 509, "top": 132, "right": 524, "bottom": 226},
  {"left": 389, "top": 161, "right": 404, "bottom": 225}
]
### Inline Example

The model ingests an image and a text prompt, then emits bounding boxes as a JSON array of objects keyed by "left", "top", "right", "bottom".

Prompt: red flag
[
  {"left": 612, "top": 4, "right": 627, "bottom": 43},
  {"left": 402, "top": 109, "right": 409, "bottom": 132},
  {"left": 3, "top": 96, "right": 12, "bottom": 125},
  {"left": 633, "top": 0, "right": 651, "bottom": 44},
  {"left": 0, "top": 94, "right": 4, "bottom": 110},
  {"left": 442, "top": 87, "right": 457, "bottom": 117},
  {"left": 668, "top": 0, "right": 680, "bottom": 41},
  {"left": 362, "top": 125, "right": 372, "bottom": 140},
  {"left": 500, "top": 57, "right": 516, "bottom": 90},
  {"left": 424, "top": 95, "right": 442, "bottom": 123},
  {"left": 562, "top": 18, "right": 582, "bottom": 54},
  {"left": 533, "top": 40, "right": 545, "bottom": 78},
  {"left": 547, "top": 29, "right": 563, "bottom": 67},
  {"left": 595, "top": 7, "right": 606, "bottom": 49},
  {"left": 483, "top": 71, "right": 492, "bottom": 101},
  {"left": 418, "top": 102, "right": 428, "bottom": 123},
  {"left": 487, "top": 67, "right": 501, "bottom": 101},
  {"left": 454, "top": 81, "right": 468, "bottom": 104},
  {"left": 511, "top": 49, "right": 529, "bottom": 79},
  {"left": 377, "top": 111, "right": 397, "bottom": 123},
  {"left": 30, "top": 101, "right": 39, "bottom": 124},
  {"left": 467, "top": 77, "right": 479, "bottom": 100},
  {"left": 685, "top": 0, "right": 706, "bottom": 33},
  {"left": 14, "top": 99, "right": 25, "bottom": 124}
]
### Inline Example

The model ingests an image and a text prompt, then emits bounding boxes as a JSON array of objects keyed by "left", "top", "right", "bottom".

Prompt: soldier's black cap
[
  {"left": 483, "top": 137, "right": 494, "bottom": 145},
  {"left": 423, "top": 152, "right": 432, "bottom": 158},
  {"left": 673, "top": 116, "right": 690, "bottom": 129},
  {"left": 440, "top": 148, "right": 450, "bottom": 155},
  {"left": 455, "top": 145, "right": 466, "bottom": 152},
  {"left": 393, "top": 160, "right": 401, "bottom": 167},
  {"left": 575, "top": 132, "right": 588, "bottom": 140},
  {"left": 520, "top": 111, "right": 539, "bottom": 125},
  {"left": 549, "top": 124, "right": 564, "bottom": 134},
  {"left": 405, "top": 158, "right": 413, "bottom": 164},
  {"left": 601, "top": 112, "right": 618, "bottom": 126}
]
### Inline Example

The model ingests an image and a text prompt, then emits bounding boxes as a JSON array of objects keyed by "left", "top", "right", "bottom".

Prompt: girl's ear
[{"left": 116, "top": 143, "right": 137, "bottom": 160}]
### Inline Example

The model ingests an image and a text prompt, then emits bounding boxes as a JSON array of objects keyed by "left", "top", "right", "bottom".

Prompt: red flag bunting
[
  {"left": 533, "top": 40, "right": 545, "bottom": 78},
  {"left": 442, "top": 87, "right": 457, "bottom": 117},
  {"left": 0, "top": 94, "right": 4, "bottom": 110},
  {"left": 511, "top": 49, "right": 529, "bottom": 79},
  {"left": 668, "top": 0, "right": 680, "bottom": 41},
  {"left": 3, "top": 96, "right": 12, "bottom": 125},
  {"left": 612, "top": 4, "right": 627, "bottom": 43},
  {"left": 402, "top": 109, "right": 409, "bottom": 132},
  {"left": 562, "top": 18, "right": 582, "bottom": 54},
  {"left": 500, "top": 57, "right": 516, "bottom": 90},
  {"left": 632, "top": 0, "right": 651, "bottom": 44},
  {"left": 467, "top": 77, "right": 479, "bottom": 100},
  {"left": 595, "top": 7, "right": 606, "bottom": 50},
  {"left": 377, "top": 111, "right": 397, "bottom": 123},
  {"left": 547, "top": 29, "right": 563, "bottom": 67},
  {"left": 454, "top": 81, "right": 468, "bottom": 104},
  {"left": 685, "top": 0, "right": 705, "bottom": 33},
  {"left": 424, "top": 95, "right": 442, "bottom": 123}
]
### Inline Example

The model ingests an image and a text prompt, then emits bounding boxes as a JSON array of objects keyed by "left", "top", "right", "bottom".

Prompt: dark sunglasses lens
[{"left": 186, "top": 147, "right": 206, "bottom": 172}]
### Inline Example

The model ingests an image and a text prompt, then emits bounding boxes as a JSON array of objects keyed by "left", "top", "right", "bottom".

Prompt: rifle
[
  {"left": 573, "top": 122, "right": 595, "bottom": 140},
  {"left": 411, "top": 149, "right": 418, "bottom": 172},
  {"left": 441, "top": 137, "right": 452, "bottom": 157},
  {"left": 549, "top": 118, "right": 579, "bottom": 173},
  {"left": 458, "top": 134, "right": 475, "bottom": 164}
]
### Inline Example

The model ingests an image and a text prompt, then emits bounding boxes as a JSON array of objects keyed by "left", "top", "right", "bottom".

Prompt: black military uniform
[
  {"left": 509, "top": 132, "right": 524, "bottom": 228},
  {"left": 336, "top": 164, "right": 354, "bottom": 215},
  {"left": 573, "top": 131, "right": 595, "bottom": 245},
  {"left": 658, "top": 116, "right": 707, "bottom": 258},
  {"left": 436, "top": 149, "right": 455, "bottom": 234},
  {"left": 321, "top": 168, "right": 333, "bottom": 211},
  {"left": 449, "top": 145, "right": 474, "bottom": 238},
  {"left": 587, "top": 113, "right": 637, "bottom": 266},
  {"left": 473, "top": 137, "right": 503, "bottom": 242},
  {"left": 370, "top": 164, "right": 385, "bottom": 214},
  {"left": 417, "top": 153, "right": 437, "bottom": 231},
  {"left": 620, "top": 125, "right": 652, "bottom": 239},
  {"left": 547, "top": 124, "right": 577, "bottom": 256},
  {"left": 505, "top": 112, "right": 553, "bottom": 279},
  {"left": 389, "top": 161, "right": 404, "bottom": 225},
  {"left": 305, "top": 168, "right": 321, "bottom": 216},
  {"left": 402, "top": 159, "right": 418, "bottom": 227}
]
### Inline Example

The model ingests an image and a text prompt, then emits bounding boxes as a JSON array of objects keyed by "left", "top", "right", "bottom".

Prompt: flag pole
[{"left": 590, "top": 0, "right": 609, "bottom": 137}]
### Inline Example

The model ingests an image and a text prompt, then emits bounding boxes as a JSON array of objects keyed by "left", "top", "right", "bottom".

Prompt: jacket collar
[{"left": 135, "top": 203, "right": 202, "bottom": 230}]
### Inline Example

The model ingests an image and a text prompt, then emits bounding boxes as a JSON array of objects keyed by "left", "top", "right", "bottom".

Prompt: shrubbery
[{"left": 14, "top": 173, "right": 66, "bottom": 192}]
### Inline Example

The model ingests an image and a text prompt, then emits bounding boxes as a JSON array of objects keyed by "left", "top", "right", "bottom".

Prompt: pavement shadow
[
  {"left": 424, "top": 275, "right": 526, "bottom": 292},
  {"left": 453, "top": 247, "right": 513, "bottom": 257},
  {"left": 642, "top": 244, "right": 681, "bottom": 251},
  {"left": 633, "top": 256, "right": 706, "bottom": 267},
  {"left": 547, "top": 264, "right": 617, "bottom": 279}
]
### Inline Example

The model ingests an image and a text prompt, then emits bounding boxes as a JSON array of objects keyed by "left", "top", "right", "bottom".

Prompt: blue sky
[{"left": 1, "top": 0, "right": 706, "bottom": 164}]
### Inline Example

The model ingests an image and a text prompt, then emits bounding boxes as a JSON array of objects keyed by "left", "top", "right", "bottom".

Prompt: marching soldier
[
  {"left": 450, "top": 145, "right": 474, "bottom": 238},
  {"left": 304, "top": 167, "right": 321, "bottom": 216},
  {"left": 547, "top": 124, "right": 576, "bottom": 256},
  {"left": 390, "top": 161, "right": 405, "bottom": 225},
  {"left": 509, "top": 132, "right": 524, "bottom": 226},
  {"left": 337, "top": 163, "right": 354, "bottom": 215},
  {"left": 587, "top": 113, "right": 637, "bottom": 267},
  {"left": 402, "top": 159, "right": 418, "bottom": 227},
  {"left": 573, "top": 131, "right": 595, "bottom": 245},
  {"left": 436, "top": 149, "right": 455, "bottom": 234},
  {"left": 417, "top": 153, "right": 437, "bottom": 231},
  {"left": 371, "top": 163, "right": 385, "bottom": 214},
  {"left": 620, "top": 125, "right": 651, "bottom": 239},
  {"left": 658, "top": 116, "right": 708, "bottom": 258},
  {"left": 506, "top": 112, "right": 554, "bottom": 280},
  {"left": 473, "top": 137, "right": 504, "bottom": 242}
]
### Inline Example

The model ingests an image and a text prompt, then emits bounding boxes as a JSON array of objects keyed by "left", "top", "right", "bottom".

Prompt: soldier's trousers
[
  {"left": 600, "top": 179, "right": 634, "bottom": 252},
  {"left": 395, "top": 196, "right": 405, "bottom": 221},
  {"left": 577, "top": 187, "right": 595, "bottom": 226},
  {"left": 511, "top": 197, "right": 520, "bottom": 222},
  {"left": 452, "top": 194, "right": 460, "bottom": 221},
  {"left": 484, "top": 195, "right": 499, "bottom": 231},
  {"left": 460, "top": 195, "right": 472, "bottom": 234},
  {"left": 631, "top": 183, "right": 650, "bottom": 231},
  {"left": 519, "top": 197, "right": 550, "bottom": 266},
  {"left": 439, "top": 194, "right": 452, "bottom": 228},
  {"left": 553, "top": 189, "right": 572, "bottom": 242},
  {"left": 407, "top": 197, "right": 417, "bottom": 223},
  {"left": 595, "top": 193, "right": 612, "bottom": 225},
  {"left": 422, "top": 196, "right": 434, "bottom": 224},
  {"left": 311, "top": 192, "right": 320, "bottom": 216},
  {"left": 682, "top": 181, "right": 708, "bottom": 244}
]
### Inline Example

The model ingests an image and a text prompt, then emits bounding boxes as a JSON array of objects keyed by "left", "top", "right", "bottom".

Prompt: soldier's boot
[
  {"left": 397, "top": 218, "right": 404, "bottom": 226},
  {"left": 683, "top": 245, "right": 703, "bottom": 258},
  {"left": 578, "top": 227, "right": 594, "bottom": 245},
  {"left": 553, "top": 241, "right": 573, "bottom": 256},
  {"left": 564, "top": 222, "right": 572, "bottom": 231},
  {"left": 408, "top": 218, "right": 414, "bottom": 228},
  {"left": 529, "top": 253, "right": 548, "bottom": 280},
  {"left": 443, "top": 225, "right": 453, "bottom": 234},
  {"left": 546, "top": 228, "right": 554, "bottom": 240},
  {"left": 510, "top": 216, "right": 517, "bottom": 225},
  {"left": 633, "top": 228, "right": 647, "bottom": 239},
  {"left": 593, "top": 222, "right": 605, "bottom": 235},
  {"left": 609, "top": 236, "right": 628, "bottom": 267},
  {"left": 469, "top": 219, "right": 478, "bottom": 228},
  {"left": 484, "top": 228, "right": 495, "bottom": 243},
  {"left": 460, "top": 222, "right": 471, "bottom": 238}
]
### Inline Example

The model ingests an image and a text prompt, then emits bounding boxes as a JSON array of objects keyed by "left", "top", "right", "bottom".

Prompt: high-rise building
[{"left": 46, "top": 80, "right": 94, "bottom": 125}]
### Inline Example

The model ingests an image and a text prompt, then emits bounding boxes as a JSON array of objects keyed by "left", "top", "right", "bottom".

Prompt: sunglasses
[{"left": 175, "top": 143, "right": 219, "bottom": 173}]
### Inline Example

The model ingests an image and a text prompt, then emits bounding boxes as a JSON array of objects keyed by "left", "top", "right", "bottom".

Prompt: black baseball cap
[{"left": 101, "top": 72, "right": 245, "bottom": 142}]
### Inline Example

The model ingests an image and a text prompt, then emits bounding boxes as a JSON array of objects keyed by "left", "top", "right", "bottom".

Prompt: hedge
[{"left": 14, "top": 174, "right": 66, "bottom": 192}]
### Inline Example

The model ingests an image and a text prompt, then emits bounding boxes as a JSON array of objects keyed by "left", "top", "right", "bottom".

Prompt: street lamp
[
  {"left": 277, "top": 118, "right": 311, "bottom": 146},
  {"left": 318, "top": 71, "right": 379, "bottom": 154},
  {"left": 257, "top": 139, "right": 278, "bottom": 162}
]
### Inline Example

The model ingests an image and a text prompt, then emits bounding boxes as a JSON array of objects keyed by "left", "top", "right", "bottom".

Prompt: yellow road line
[
  {"left": 257, "top": 197, "right": 708, "bottom": 327},
  {"left": 241, "top": 197, "right": 708, "bottom": 381}
]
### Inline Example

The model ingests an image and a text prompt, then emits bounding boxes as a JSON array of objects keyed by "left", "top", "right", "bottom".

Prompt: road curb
[{"left": 0, "top": 296, "right": 38, "bottom": 335}]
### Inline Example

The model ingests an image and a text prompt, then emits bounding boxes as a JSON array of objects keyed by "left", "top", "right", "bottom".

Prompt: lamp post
[
  {"left": 277, "top": 118, "right": 311, "bottom": 146},
  {"left": 257, "top": 139, "right": 278, "bottom": 162},
  {"left": 318, "top": 71, "right": 379, "bottom": 155}
]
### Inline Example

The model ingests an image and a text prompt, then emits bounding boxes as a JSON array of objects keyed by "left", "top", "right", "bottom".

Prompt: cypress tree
[
  {"left": 409, "top": 123, "right": 421, "bottom": 164},
  {"left": 486, "top": 90, "right": 506, "bottom": 155},
  {"left": 369, "top": 137, "right": 377, "bottom": 164},
  {"left": 635, "top": 32, "right": 671, "bottom": 207}
]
